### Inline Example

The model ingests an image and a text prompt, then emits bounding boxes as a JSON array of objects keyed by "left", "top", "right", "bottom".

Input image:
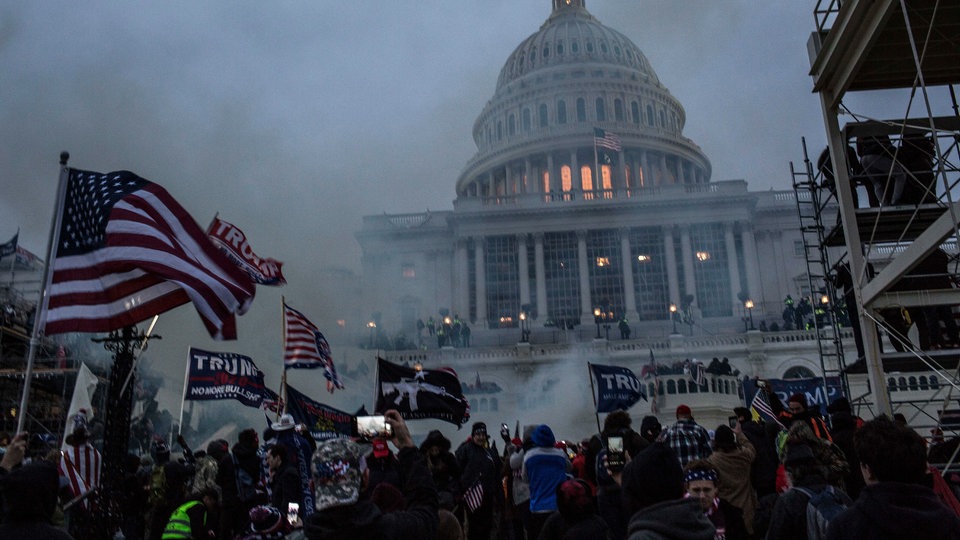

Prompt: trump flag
[{"left": 590, "top": 363, "right": 646, "bottom": 413}]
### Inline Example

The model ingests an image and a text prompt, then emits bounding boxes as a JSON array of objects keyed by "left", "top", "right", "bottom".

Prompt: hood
[
  {"left": 0, "top": 461, "right": 60, "bottom": 522},
  {"left": 304, "top": 500, "right": 381, "bottom": 539},
  {"left": 627, "top": 498, "right": 715, "bottom": 540}
]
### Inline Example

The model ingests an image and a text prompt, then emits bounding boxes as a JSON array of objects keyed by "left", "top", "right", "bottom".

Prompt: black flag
[{"left": 375, "top": 358, "right": 470, "bottom": 427}]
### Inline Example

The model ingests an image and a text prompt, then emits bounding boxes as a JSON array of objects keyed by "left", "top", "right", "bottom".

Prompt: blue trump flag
[
  {"left": 742, "top": 376, "right": 843, "bottom": 418},
  {"left": 590, "top": 363, "right": 646, "bottom": 413},
  {"left": 284, "top": 383, "right": 354, "bottom": 441},
  {"left": 185, "top": 348, "right": 273, "bottom": 408}
]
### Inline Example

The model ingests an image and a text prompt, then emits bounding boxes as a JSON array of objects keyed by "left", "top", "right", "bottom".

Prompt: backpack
[
  {"left": 233, "top": 454, "right": 261, "bottom": 504},
  {"left": 795, "top": 486, "right": 848, "bottom": 540}
]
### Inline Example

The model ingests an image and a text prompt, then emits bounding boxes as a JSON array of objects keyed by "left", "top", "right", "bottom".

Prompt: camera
[
  {"left": 606, "top": 436, "right": 625, "bottom": 471},
  {"left": 355, "top": 415, "right": 392, "bottom": 440}
]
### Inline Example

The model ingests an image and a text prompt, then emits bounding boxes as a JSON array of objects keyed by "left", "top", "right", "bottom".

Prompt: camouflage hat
[{"left": 312, "top": 438, "right": 368, "bottom": 510}]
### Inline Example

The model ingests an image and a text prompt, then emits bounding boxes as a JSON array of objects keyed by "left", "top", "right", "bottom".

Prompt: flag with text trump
[
  {"left": 44, "top": 169, "right": 255, "bottom": 340},
  {"left": 283, "top": 302, "right": 344, "bottom": 392},
  {"left": 185, "top": 347, "right": 275, "bottom": 408},
  {"left": 590, "top": 363, "right": 646, "bottom": 413},
  {"left": 207, "top": 216, "right": 286, "bottom": 286}
]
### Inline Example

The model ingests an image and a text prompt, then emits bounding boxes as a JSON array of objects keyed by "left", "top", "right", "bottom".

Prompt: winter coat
[
  {"left": 766, "top": 474, "right": 851, "bottom": 540},
  {"left": 304, "top": 446, "right": 438, "bottom": 540},
  {"left": 626, "top": 498, "right": 715, "bottom": 540},
  {"left": 825, "top": 481, "right": 960, "bottom": 540},
  {"left": 706, "top": 432, "right": 757, "bottom": 534},
  {"left": 538, "top": 511, "right": 611, "bottom": 540}
]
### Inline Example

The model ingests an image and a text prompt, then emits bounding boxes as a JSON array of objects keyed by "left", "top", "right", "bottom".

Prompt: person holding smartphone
[{"left": 303, "top": 409, "right": 438, "bottom": 540}]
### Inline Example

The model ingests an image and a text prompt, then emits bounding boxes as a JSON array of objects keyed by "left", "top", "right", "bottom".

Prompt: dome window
[
  {"left": 508, "top": 114, "right": 516, "bottom": 136},
  {"left": 586, "top": 41, "right": 594, "bottom": 53},
  {"left": 519, "top": 52, "right": 525, "bottom": 67},
  {"left": 614, "top": 99, "right": 624, "bottom": 122},
  {"left": 614, "top": 46, "right": 622, "bottom": 57},
  {"left": 576, "top": 98, "right": 586, "bottom": 122},
  {"left": 522, "top": 108, "right": 532, "bottom": 132},
  {"left": 646, "top": 105, "right": 654, "bottom": 125},
  {"left": 595, "top": 98, "right": 606, "bottom": 122},
  {"left": 631, "top": 102, "right": 640, "bottom": 124},
  {"left": 543, "top": 46, "right": 549, "bottom": 58},
  {"left": 538, "top": 104, "right": 548, "bottom": 128},
  {"left": 531, "top": 49, "right": 537, "bottom": 64},
  {"left": 571, "top": 40, "right": 579, "bottom": 53},
  {"left": 497, "top": 121, "right": 503, "bottom": 141},
  {"left": 600, "top": 42, "right": 608, "bottom": 54},
  {"left": 557, "top": 100, "right": 567, "bottom": 124},
  {"left": 557, "top": 43, "right": 564, "bottom": 56}
]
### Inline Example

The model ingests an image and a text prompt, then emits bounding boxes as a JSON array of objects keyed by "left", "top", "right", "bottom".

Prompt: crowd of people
[{"left": 2, "top": 388, "right": 960, "bottom": 539}]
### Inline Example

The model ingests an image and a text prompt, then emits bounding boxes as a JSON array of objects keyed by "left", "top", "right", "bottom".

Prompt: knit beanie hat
[
  {"left": 620, "top": 443, "right": 683, "bottom": 511},
  {"left": 531, "top": 424, "right": 556, "bottom": 448}
]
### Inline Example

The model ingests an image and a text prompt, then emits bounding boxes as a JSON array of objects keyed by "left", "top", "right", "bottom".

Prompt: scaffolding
[{"left": 806, "top": 0, "right": 960, "bottom": 465}]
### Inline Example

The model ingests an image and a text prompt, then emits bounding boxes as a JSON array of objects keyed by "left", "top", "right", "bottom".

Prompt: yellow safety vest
[{"left": 161, "top": 500, "right": 204, "bottom": 539}]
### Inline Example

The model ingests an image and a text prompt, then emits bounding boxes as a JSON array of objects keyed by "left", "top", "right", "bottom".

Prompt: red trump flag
[{"left": 44, "top": 169, "right": 255, "bottom": 339}]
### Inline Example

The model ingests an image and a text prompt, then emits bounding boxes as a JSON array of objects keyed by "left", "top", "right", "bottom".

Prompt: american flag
[
  {"left": 594, "top": 127, "right": 622, "bottom": 152},
  {"left": 44, "top": 169, "right": 255, "bottom": 339},
  {"left": 750, "top": 388, "right": 784, "bottom": 427},
  {"left": 283, "top": 302, "right": 344, "bottom": 392},
  {"left": 463, "top": 479, "right": 484, "bottom": 512},
  {"left": 59, "top": 442, "right": 101, "bottom": 504}
]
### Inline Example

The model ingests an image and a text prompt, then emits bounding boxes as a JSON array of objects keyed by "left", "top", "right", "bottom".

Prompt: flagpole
[
  {"left": 586, "top": 362, "right": 603, "bottom": 437},
  {"left": 177, "top": 348, "right": 190, "bottom": 436},
  {"left": 7, "top": 227, "right": 18, "bottom": 284},
  {"left": 593, "top": 131, "right": 600, "bottom": 197},
  {"left": 17, "top": 152, "right": 71, "bottom": 433},
  {"left": 278, "top": 295, "right": 287, "bottom": 420}
]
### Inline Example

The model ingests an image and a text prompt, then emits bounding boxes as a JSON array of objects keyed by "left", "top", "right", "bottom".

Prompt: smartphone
[
  {"left": 606, "top": 436, "right": 625, "bottom": 470},
  {"left": 355, "top": 415, "right": 392, "bottom": 439},
  {"left": 287, "top": 502, "right": 299, "bottom": 525},
  {"left": 728, "top": 416, "right": 739, "bottom": 428},
  {"left": 500, "top": 423, "right": 510, "bottom": 439}
]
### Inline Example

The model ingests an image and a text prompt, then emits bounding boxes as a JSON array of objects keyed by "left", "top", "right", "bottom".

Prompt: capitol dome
[{"left": 457, "top": 0, "right": 711, "bottom": 200}]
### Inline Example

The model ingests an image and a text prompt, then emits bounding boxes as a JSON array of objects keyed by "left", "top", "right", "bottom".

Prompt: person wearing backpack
[
  {"left": 826, "top": 415, "right": 960, "bottom": 539},
  {"left": 765, "top": 443, "right": 851, "bottom": 540},
  {"left": 217, "top": 428, "right": 263, "bottom": 539}
]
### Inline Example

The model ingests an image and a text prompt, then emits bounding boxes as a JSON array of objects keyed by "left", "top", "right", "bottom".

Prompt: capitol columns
[
  {"left": 679, "top": 224, "right": 697, "bottom": 307},
  {"left": 724, "top": 222, "right": 744, "bottom": 313},
  {"left": 474, "top": 236, "right": 487, "bottom": 328},
  {"left": 577, "top": 229, "right": 592, "bottom": 322},
  {"left": 663, "top": 225, "right": 681, "bottom": 308},
  {"left": 533, "top": 232, "right": 548, "bottom": 322},
  {"left": 739, "top": 222, "right": 762, "bottom": 314},
  {"left": 518, "top": 233, "right": 531, "bottom": 309},
  {"left": 455, "top": 238, "right": 470, "bottom": 319},
  {"left": 619, "top": 228, "right": 640, "bottom": 321}
]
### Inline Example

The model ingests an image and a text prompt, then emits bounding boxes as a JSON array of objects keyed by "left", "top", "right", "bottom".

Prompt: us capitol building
[{"left": 349, "top": 0, "right": 873, "bottom": 437}]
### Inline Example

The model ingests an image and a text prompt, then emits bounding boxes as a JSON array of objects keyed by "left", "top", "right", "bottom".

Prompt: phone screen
[
  {"left": 606, "top": 436, "right": 625, "bottom": 470},
  {"left": 728, "top": 416, "right": 739, "bottom": 428},
  {"left": 355, "top": 415, "right": 392, "bottom": 439},
  {"left": 287, "top": 502, "right": 299, "bottom": 524}
]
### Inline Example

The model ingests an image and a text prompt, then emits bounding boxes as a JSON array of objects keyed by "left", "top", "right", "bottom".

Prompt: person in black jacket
[
  {"left": 303, "top": 409, "right": 438, "bottom": 540},
  {"left": 766, "top": 443, "right": 852, "bottom": 540},
  {"left": 826, "top": 415, "right": 960, "bottom": 539},
  {"left": 217, "top": 428, "right": 263, "bottom": 539},
  {"left": 455, "top": 422, "right": 503, "bottom": 540},
  {"left": 266, "top": 443, "right": 303, "bottom": 517}
]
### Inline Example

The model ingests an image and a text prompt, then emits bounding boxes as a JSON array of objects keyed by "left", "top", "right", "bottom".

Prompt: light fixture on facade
[
  {"left": 695, "top": 251, "right": 710, "bottom": 262},
  {"left": 637, "top": 254, "right": 651, "bottom": 262},
  {"left": 595, "top": 256, "right": 610, "bottom": 267}
]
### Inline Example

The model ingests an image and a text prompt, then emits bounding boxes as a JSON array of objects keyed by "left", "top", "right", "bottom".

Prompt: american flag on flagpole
[
  {"left": 594, "top": 127, "right": 622, "bottom": 151},
  {"left": 283, "top": 302, "right": 344, "bottom": 392},
  {"left": 44, "top": 169, "right": 255, "bottom": 340}
]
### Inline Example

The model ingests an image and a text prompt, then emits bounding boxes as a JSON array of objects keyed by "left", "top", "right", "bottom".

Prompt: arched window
[
  {"left": 784, "top": 366, "right": 816, "bottom": 379},
  {"left": 724, "top": 380, "right": 731, "bottom": 394},
  {"left": 508, "top": 114, "right": 516, "bottom": 136},
  {"left": 631, "top": 101, "right": 640, "bottom": 124},
  {"left": 667, "top": 379, "right": 677, "bottom": 394},
  {"left": 542, "top": 46, "right": 550, "bottom": 59},
  {"left": 497, "top": 121, "right": 503, "bottom": 141},
  {"left": 908, "top": 376, "right": 918, "bottom": 391},
  {"left": 480, "top": 398, "right": 488, "bottom": 411},
  {"left": 600, "top": 42, "right": 608, "bottom": 54},
  {"left": 887, "top": 377, "right": 897, "bottom": 391},
  {"left": 615, "top": 99, "right": 624, "bottom": 121},
  {"left": 557, "top": 42, "right": 564, "bottom": 56},
  {"left": 539, "top": 104, "right": 548, "bottom": 128},
  {"left": 586, "top": 41, "right": 594, "bottom": 53},
  {"left": 710, "top": 378, "right": 717, "bottom": 393},
  {"left": 898, "top": 376, "right": 907, "bottom": 390},
  {"left": 930, "top": 375, "right": 939, "bottom": 389},
  {"left": 678, "top": 379, "right": 687, "bottom": 394},
  {"left": 490, "top": 397, "right": 498, "bottom": 411},
  {"left": 557, "top": 100, "right": 567, "bottom": 124},
  {"left": 580, "top": 165, "right": 593, "bottom": 192},
  {"left": 571, "top": 41, "right": 579, "bottom": 53},
  {"left": 689, "top": 380, "right": 698, "bottom": 394},
  {"left": 523, "top": 108, "right": 532, "bottom": 132},
  {"left": 596, "top": 98, "right": 606, "bottom": 121},
  {"left": 659, "top": 110, "right": 666, "bottom": 127},
  {"left": 561, "top": 165, "right": 572, "bottom": 193},
  {"left": 919, "top": 376, "right": 929, "bottom": 390},
  {"left": 577, "top": 98, "right": 587, "bottom": 122},
  {"left": 646, "top": 105, "right": 654, "bottom": 125}
]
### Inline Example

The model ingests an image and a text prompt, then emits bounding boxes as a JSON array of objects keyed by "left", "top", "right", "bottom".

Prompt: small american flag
[
  {"left": 594, "top": 127, "right": 622, "bottom": 152},
  {"left": 464, "top": 479, "right": 484, "bottom": 512},
  {"left": 44, "top": 169, "right": 255, "bottom": 339},
  {"left": 750, "top": 388, "right": 784, "bottom": 427},
  {"left": 284, "top": 302, "right": 344, "bottom": 392}
]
